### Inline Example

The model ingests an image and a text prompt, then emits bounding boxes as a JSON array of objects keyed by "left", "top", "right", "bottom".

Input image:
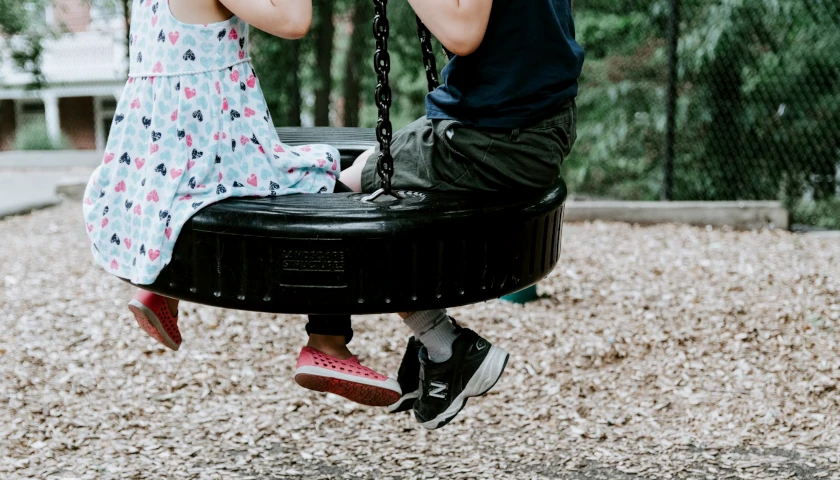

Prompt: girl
[{"left": 82, "top": 0, "right": 401, "bottom": 406}]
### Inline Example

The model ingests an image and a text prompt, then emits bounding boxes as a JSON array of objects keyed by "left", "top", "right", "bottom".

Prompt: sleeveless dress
[{"left": 82, "top": 0, "right": 340, "bottom": 285}]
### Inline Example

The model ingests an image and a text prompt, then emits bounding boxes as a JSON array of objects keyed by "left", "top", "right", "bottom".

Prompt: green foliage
[
  {"left": 0, "top": 0, "right": 51, "bottom": 88},
  {"left": 0, "top": 0, "right": 34, "bottom": 34},
  {"left": 564, "top": 0, "right": 840, "bottom": 226},
  {"left": 792, "top": 200, "right": 840, "bottom": 230},
  {"left": 575, "top": 10, "right": 657, "bottom": 59},
  {"left": 251, "top": 28, "right": 303, "bottom": 127},
  {"left": 563, "top": 1, "right": 668, "bottom": 200},
  {"left": 673, "top": 0, "right": 840, "bottom": 202},
  {"left": 13, "top": 121, "right": 69, "bottom": 151}
]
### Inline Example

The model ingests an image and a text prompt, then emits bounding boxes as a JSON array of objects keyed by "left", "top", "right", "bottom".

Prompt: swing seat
[{"left": 132, "top": 128, "right": 567, "bottom": 315}]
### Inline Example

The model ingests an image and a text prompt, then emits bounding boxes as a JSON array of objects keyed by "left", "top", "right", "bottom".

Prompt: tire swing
[{"left": 131, "top": 1, "right": 568, "bottom": 315}]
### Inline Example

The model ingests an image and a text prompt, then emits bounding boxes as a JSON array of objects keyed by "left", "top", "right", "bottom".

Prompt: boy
[{"left": 310, "top": 0, "right": 584, "bottom": 430}]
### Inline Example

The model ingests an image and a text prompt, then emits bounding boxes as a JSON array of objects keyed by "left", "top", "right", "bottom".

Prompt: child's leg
[
  {"left": 339, "top": 147, "right": 375, "bottom": 192},
  {"left": 128, "top": 290, "right": 182, "bottom": 351},
  {"left": 296, "top": 315, "right": 402, "bottom": 407},
  {"left": 399, "top": 310, "right": 458, "bottom": 362},
  {"left": 384, "top": 311, "right": 460, "bottom": 415},
  {"left": 401, "top": 309, "right": 509, "bottom": 430},
  {"left": 305, "top": 315, "right": 353, "bottom": 359},
  {"left": 348, "top": 106, "right": 573, "bottom": 422}
]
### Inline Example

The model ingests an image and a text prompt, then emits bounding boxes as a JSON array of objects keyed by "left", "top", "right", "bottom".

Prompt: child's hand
[
  {"left": 220, "top": 0, "right": 312, "bottom": 39},
  {"left": 408, "top": 0, "right": 493, "bottom": 56}
]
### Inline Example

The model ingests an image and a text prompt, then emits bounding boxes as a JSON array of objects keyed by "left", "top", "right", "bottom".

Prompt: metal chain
[
  {"left": 365, "top": 8, "right": 438, "bottom": 201},
  {"left": 371, "top": 0, "right": 394, "bottom": 195},
  {"left": 415, "top": 17, "right": 440, "bottom": 93}
]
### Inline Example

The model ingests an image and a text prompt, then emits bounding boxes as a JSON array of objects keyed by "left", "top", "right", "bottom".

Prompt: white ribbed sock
[{"left": 403, "top": 309, "right": 458, "bottom": 363}]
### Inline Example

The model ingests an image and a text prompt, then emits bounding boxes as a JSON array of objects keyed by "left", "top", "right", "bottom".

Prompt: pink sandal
[
  {"left": 128, "top": 290, "right": 181, "bottom": 351},
  {"left": 294, "top": 347, "right": 401, "bottom": 407}
]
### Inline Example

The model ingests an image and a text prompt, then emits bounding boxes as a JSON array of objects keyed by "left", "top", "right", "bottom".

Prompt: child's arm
[
  {"left": 219, "top": 0, "right": 312, "bottom": 39},
  {"left": 407, "top": 0, "right": 493, "bottom": 56}
]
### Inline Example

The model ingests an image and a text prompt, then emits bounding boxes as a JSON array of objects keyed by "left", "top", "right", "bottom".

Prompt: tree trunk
[
  {"left": 707, "top": 55, "right": 744, "bottom": 200},
  {"left": 122, "top": 0, "right": 131, "bottom": 64},
  {"left": 287, "top": 41, "right": 302, "bottom": 126},
  {"left": 312, "top": 0, "right": 335, "bottom": 126},
  {"left": 341, "top": 3, "right": 371, "bottom": 127}
]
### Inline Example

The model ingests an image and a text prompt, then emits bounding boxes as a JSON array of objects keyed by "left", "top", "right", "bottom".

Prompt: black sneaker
[
  {"left": 413, "top": 328, "right": 509, "bottom": 430},
  {"left": 387, "top": 336, "right": 424, "bottom": 413}
]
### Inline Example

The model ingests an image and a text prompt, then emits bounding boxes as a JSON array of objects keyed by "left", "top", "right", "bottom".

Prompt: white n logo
[{"left": 429, "top": 381, "right": 448, "bottom": 399}]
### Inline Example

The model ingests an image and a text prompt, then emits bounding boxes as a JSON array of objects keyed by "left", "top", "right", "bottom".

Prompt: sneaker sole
[
  {"left": 387, "top": 389, "right": 421, "bottom": 414},
  {"left": 128, "top": 299, "right": 180, "bottom": 351},
  {"left": 418, "top": 345, "right": 510, "bottom": 430},
  {"left": 295, "top": 367, "right": 402, "bottom": 407}
]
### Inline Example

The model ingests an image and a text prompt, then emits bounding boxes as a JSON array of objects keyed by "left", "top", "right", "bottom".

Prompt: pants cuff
[{"left": 306, "top": 315, "right": 353, "bottom": 344}]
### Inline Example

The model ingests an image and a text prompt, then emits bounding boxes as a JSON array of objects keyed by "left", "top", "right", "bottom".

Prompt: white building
[{"left": 0, "top": 0, "right": 127, "bottom": 151}]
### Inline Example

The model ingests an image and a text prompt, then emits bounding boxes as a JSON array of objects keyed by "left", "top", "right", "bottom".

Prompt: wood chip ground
[{"left": 1, "top": 203, "right": 838, "bottom": 479}]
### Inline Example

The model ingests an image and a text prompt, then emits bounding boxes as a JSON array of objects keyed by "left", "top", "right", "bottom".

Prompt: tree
[
  {"left": 120, "top": 0, "right": 130, "bottom": 63},
  {"left": 562, "top": 0, "right": 669, "bottom": 200},
  {"left": 564, "top": 0, "right": 840, "bottom": 209},
  {"left": 676, "top": 0, "right": 840, "bottom": 201},
  {"left": 0, "top": 0, "right": 50, "bottom": 88},
  {"left": 310, "top": 0, "right": 336, "bottom": 126},
  {"left": 341, "top": 1, "right": 373, "bottom": 127},
  {"left": 251, "top": 29, "right": 304, "bottom": 126}
]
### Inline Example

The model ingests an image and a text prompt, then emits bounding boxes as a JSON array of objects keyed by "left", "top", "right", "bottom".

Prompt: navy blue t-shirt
[{"left": 426, "top": 0, "right": 584, "bottom": 128}]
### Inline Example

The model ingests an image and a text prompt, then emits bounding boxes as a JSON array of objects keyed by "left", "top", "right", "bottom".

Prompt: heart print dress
[{"left": 83, "top": 0, "right": 340, "bottom": 285}]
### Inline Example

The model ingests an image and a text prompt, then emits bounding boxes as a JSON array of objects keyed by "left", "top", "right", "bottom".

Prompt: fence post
[{"left": 663, "top": 0, "right": 680, "bottom": 201}]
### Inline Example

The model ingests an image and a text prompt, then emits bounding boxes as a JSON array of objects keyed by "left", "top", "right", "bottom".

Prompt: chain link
[
  {"left": 415, "top": 17, "right": 440, "bottom": 92},
  {"left": 367, "top": 7, "right": 439, "bottom": 198},
  {"left": 371, "top": 0, "right": 394, "bottom": 194}
]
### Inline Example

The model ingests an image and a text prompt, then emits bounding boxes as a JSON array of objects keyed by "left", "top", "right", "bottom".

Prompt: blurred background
[{"left": 1, "top": 0, "right": 839, "bottom": 228}]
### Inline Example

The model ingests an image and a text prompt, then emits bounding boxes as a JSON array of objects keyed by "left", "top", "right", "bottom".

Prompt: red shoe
[
  {"left": 294, "top": 347, "right": 401, "bottom": 407},
  {"left": 127, "top": 290, "right": 181, "bottom": 351}
]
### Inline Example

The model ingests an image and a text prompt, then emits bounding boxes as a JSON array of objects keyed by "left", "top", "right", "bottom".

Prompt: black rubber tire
[{"left": 133, "top": 128, "right": 567, "bottom": 314}]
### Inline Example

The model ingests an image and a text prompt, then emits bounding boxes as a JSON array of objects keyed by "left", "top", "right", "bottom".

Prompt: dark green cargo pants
[{"left": 361, "top": 101, "right": 577, "bottom": 193}]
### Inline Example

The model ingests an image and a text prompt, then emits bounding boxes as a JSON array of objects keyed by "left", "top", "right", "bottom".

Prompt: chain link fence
[{"left": 568, "top": 0, "right": 840, "bottom": 228}]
